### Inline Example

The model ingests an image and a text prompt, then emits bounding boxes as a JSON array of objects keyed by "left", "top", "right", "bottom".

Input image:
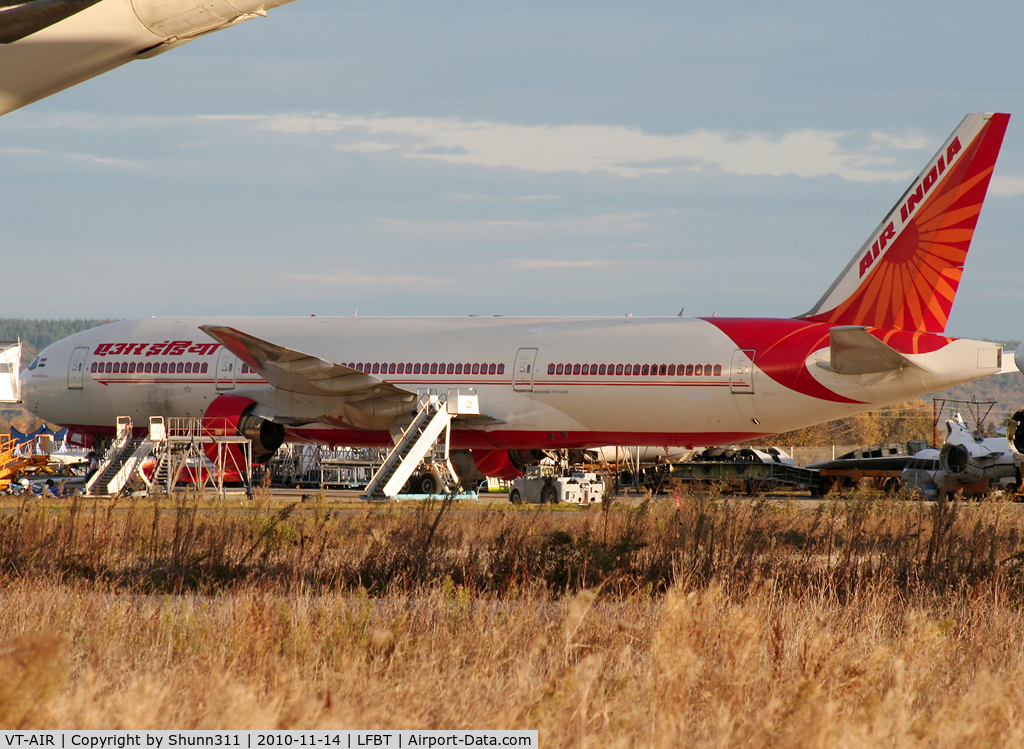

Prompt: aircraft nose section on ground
[{"left": 18, "top": 361, "right": 36, "bottom": 410}]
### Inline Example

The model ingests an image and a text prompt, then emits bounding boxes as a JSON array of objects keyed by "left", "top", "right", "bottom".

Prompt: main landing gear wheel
[
  {"left": 419, "top": 473, "right": 439, "bottom": 495},
  {"left": 509, "top": 489, "right": 522, "bottom": 505}
]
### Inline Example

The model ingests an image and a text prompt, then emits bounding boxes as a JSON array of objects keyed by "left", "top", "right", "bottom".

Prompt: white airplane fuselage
[{"left": 21, "top": 314, "right": 1003, "bottom": 452}]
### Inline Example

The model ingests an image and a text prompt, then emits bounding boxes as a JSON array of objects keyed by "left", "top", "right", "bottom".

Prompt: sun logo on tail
[{"left": 803, "top": 113, "right": 1009, "bottom": 334}]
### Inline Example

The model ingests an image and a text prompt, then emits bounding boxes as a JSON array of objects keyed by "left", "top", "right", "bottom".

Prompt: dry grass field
[{"left": 4, "top": 490, "right": 1024, "bottom": 746}]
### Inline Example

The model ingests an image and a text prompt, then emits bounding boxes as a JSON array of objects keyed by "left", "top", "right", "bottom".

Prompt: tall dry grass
[{"left": 2, "top": 490, "right": 1024, "bottom": 745}]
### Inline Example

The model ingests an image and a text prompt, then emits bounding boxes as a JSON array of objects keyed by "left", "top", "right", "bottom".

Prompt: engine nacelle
[
  {"left": 472, "top": 449, "right": 547, "bottom": 479},
  {"left": 939, "top": 417, "right": 1016, "bottom": 486},
  {"left": 1007, "top": 410, "right": 1024, "bottom": 460},
  {"left": 204, "top": 393, "right": 285, "bottom": 465}
]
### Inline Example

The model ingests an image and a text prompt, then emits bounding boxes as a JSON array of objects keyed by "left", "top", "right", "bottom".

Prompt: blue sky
[{"left": 2, "top": 0, "right": 1023, "bottom": 339}]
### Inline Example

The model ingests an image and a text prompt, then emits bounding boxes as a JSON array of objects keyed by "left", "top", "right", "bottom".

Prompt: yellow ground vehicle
[{"left": 0, "top": 435, "right": 52, "bottom": 491}]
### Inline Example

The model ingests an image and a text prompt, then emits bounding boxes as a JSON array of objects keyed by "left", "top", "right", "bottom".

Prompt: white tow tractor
[{"left": 508, "top": 464, "right": 605, "bottom": 505}]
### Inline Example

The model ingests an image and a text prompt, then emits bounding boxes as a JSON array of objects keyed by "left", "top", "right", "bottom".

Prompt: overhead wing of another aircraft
[{"left": 0, "top": 0, "right": 298, "bottom": 117}]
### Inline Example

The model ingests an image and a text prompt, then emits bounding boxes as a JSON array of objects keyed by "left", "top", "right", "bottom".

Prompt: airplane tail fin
[{"left": 801, "top": 113, "right": 1009, "bottom": 333}]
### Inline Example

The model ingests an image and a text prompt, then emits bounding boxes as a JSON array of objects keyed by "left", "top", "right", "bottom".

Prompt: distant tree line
[{"left": 0, "top": 318, "right": 115, "bottom": 364}]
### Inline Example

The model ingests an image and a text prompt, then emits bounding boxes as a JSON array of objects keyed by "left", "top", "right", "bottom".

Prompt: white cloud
[
  {"left": 870, "top": 131, "right": 930, "bottom": 150},
  {"left": 334, "top": 141, "right": 399, "bottom": 153},
  {"left": 507, "top": 259, "right": 618, "bottom": 269},
  {"left": 212, "top": 113, "right": 918, "bottom": 182},
  {"left": 1, "top": 147, "right": 139, "bottom": 169},
  {"left": 989, "top": 175, "right": 1024, "bottom": 197},
  {"left": 292, "top": 273, "right": 456, "bottom": 287}
]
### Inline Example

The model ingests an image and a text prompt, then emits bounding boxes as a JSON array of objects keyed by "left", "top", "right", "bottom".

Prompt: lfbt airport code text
[{"left": 1, "top": 733, "right": 536, "bottom": 749}]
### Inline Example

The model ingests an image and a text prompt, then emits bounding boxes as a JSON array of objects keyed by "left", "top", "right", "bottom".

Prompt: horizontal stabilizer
[{"left": 816, "top": 326, "right": 928, "bottom": 376}]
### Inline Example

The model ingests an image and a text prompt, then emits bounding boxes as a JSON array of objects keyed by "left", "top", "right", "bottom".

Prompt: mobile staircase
[
  {"left": 85, "top": 416, "right": 160, "bottom": 495},
  {"left": 362, "top": 390, "right": 479, "bottom": 500}
]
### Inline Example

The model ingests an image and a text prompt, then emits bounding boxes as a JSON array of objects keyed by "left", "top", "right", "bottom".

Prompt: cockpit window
[{"left": 27, "top": 356, "right": 40, "bottom": 371}]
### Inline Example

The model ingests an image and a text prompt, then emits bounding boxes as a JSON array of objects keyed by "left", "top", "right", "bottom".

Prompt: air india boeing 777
[{"left": 20, "top": 113, "right": 1012, "bottom": 479}]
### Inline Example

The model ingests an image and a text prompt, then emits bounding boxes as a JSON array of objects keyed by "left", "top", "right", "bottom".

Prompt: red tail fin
[{"left": 802, "top": 113, "right": 1009, "bottom": 333}]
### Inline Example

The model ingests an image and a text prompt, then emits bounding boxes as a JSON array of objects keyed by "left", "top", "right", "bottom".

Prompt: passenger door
[
  {"left": 67, "top": 346, "right": 88, "bottom": 390},
  {"left": 730, "top": 349, "right": 755, "bottom": 394},
  {"left": 512, "top": 348, "right": 538, "bottom": 392},
  {"left": 215, "top": 348, "right": 237, "bottom": 391}
]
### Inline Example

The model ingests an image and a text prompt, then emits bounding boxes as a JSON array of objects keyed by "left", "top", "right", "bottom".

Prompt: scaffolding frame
[{"left": 149, "top": 417, "right": 253, "bottom": 498}]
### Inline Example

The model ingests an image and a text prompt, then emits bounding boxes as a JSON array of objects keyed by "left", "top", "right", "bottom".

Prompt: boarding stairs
[
  {"left": 363, "top": 391, "right": 477, "bottom": 499},
  {"left": 85, "top": 416, "right": 164, "bottom": 496}
]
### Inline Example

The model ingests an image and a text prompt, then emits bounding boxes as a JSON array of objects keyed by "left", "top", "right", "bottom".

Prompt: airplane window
[
  {"left": 175, "top": 362, "right": 182, "bottom": 373},
  {"left": 201, "top": 363, "right": 208, "bottom": 373},
  {"left": 582, "top": 364, "right": 589, "bottom": 375},
  {"left": 695, "top": 364, "right": 703, "bottom": 375},
  {"left": 431, "top": 363, "right": 438, "bottom": 374},
  {"left": 457, "top": 364, "right": 464, "bottom": 374},
  {"left": 371, "top": 363, "right": 379, "bottom": 374},
  {"left": 113, "top": 362, "right": 120, "bottom": 373},
  {"left": 185, "top": 363, "right": 192, "bottom": 373},
  {"left": 423, "top": 363, "right": 430, "bottom": 373},
  {"left": 616, "top": 364, "right": 623, "bottom": 375},
  {"left": 448, "top": 364, "right": 456, "bottom": 374},
  {"left": 397, "top": 363, "right": 404, "bottom": 374},
  {"left": 90, "top": 363, "right": 96, "bottom": 373},
  {"left": 129, "top": 363, "right": 136, "bottom": 373},
  {"left": 478, "top": 363, "right": 485, "bottom": 373},
  {"left": 641, "top": 365, "right": 649, "bottom": 376},
  {"left": 471, "top": 363, "right": 479, "bottom": 374},
  {"left": 625, "top": 364, "right": 632, "bottom": 375},
  {"left": 405, "top": 362, "right": 412, "bottom": 372},
  {"left": 659, "top": 365, "right": 667, "bottom": 376},
  {"left": 598, "top": 364, "right": 606, "bottom": 375},
  {"left": 489, "top": 364, "right": 496, "bottom": 374},
  {"left": 389, "top": 363, "right": 396, "bottom": 374},
  {"left": 686, "top": 365, "right": 693, "bottom": 376},
  {"left": 356, "top": 363, "right": 363, "bottom": 372},
  {"left": 591, "top": 363, "right": 597, "bottom": 374},
  {"left": 547, "top": 364, "right": 554, "bottom": 375},
  {"left": 556, "top": 364, "right": 564, "bottom": 375},
  {"left": 714, "top": 364, "right": 722, "bottom": 376},
  {"left": 498, "top": 364, "right": 505, "bottom": 374},
  {"left": 634, "top": 363, "right": 641, "bottom": 375},
  {"left": 668, "top": 365, "right": 675, "bottom": 375},
  {"left": 704, "top": 363, "right": 712, "bottom": 375}
]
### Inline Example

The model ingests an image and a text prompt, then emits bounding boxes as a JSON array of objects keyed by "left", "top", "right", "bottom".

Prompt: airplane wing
[
  {"left": 0, "top": 0, "right": 298, "bottom": 118},
  {"left": 816, "top": 326, "right": 931, "bottom": 376},
  {"left": 0, "top": 0, "right": 101, "bottom": 44},
  {"left": 200, "top": 325, "right": 506, "bottom": 430},
  {"left": 199, "top": 324, "right": 416, "bottom": 403}
]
